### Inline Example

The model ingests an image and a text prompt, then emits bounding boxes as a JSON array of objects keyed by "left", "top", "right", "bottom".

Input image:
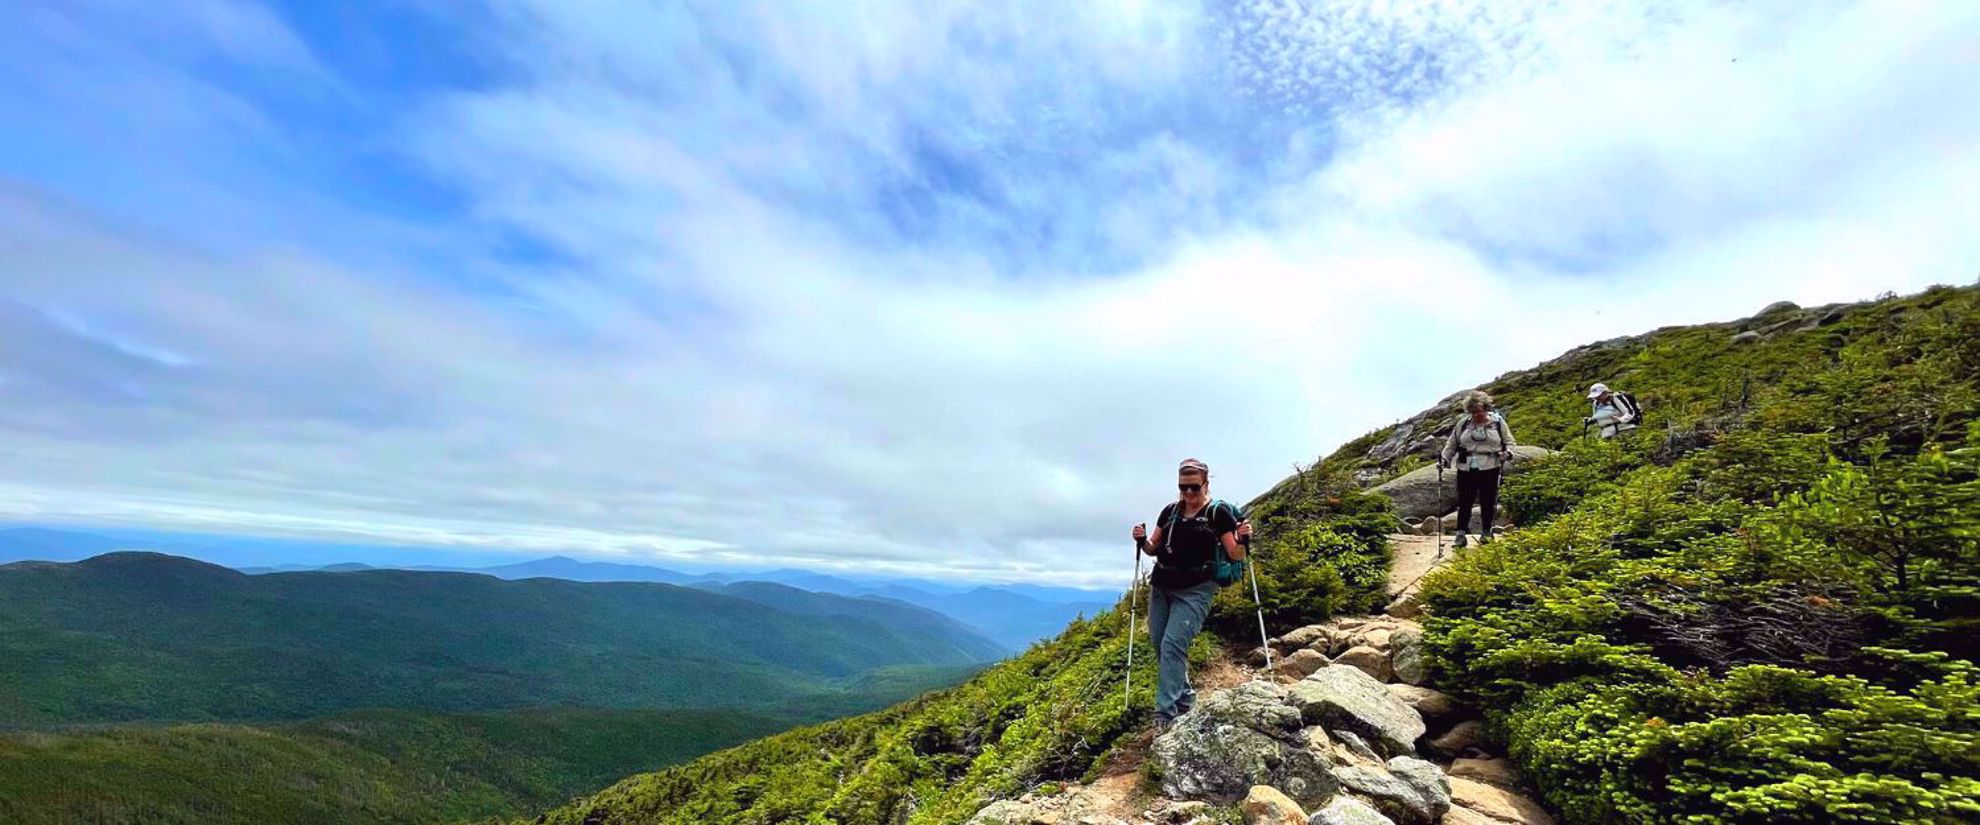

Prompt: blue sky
[{"left": 2, "top": 0, "right": 1976, "bottom": 585}]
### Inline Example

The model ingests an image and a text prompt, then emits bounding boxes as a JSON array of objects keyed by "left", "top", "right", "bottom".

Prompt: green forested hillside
[
  {"left": 531, "top": 285, "right": 1976, "bottom": 825},
  {"left": 0, "top": 708, "right": 791, "bottom": 825},
  {"left": 1407, "top": 287, "right": 1979, "bottom": 823},
  {"left": 0, "top": 553, "right": 1002, "bottom": 727}
]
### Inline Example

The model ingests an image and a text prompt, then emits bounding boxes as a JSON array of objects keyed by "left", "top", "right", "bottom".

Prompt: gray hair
[{"left": 1464, "top": 390, "right": 1494, "bottom": 413}]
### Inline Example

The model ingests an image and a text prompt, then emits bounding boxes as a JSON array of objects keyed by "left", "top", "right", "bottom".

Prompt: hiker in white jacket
[
  {"left": 1440, "top": 391, "right": 1515, "bottom": 547},
  {"left": 1585, "top": 383, "right": 1639, "bottom": 439}
]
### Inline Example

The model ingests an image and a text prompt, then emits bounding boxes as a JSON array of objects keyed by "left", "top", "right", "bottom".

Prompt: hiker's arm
[
  {"left": 1501, "top": 419, "right": 1518, "bottom": 454},
  {"left": 1439, "top": 426, "right": 1459, "bottom": 467},
  {"left": 1222, "top": 530, "right": 1246, "bottom": 561},
  {"left": 1142, "top": 526, "right": 1164, "bottom": 556}
]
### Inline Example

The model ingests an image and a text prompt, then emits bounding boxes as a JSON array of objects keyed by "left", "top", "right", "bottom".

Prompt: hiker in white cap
[{"left": 1585, "top": 383, "right": 1640, "bottom": 439}]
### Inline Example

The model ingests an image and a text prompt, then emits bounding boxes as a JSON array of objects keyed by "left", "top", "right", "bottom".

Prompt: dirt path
[{"left": 1386, "top": 533, "right": 1449, "bottom": 602}]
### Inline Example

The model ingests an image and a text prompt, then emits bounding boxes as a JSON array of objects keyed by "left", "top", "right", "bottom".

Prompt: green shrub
[{"left": 1415, "top": 287, "right": 1980, "bottom": 825}]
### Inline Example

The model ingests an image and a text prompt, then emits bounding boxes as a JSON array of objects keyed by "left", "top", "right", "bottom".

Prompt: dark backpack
[
  {"left": 1165, "top": 499, "right": 1246, "bottom": 586},
  {"left": 1592, "top": 391, "right": 1644, "bottom": 425},
  {"left": 1615, "top": 391, "right": 1643, "bottom": 422}
]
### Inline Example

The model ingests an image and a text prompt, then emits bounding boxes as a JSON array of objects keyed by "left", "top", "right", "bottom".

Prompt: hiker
[
  {"left": 1129, "top": 458, "right": 1251, "bottom": 729},
  {"left": 1585, "top": 383, "right": 1640, "bottom": 439},
  {"left": 1440, "top": 391, "right": 1515, "bottom": 548}
]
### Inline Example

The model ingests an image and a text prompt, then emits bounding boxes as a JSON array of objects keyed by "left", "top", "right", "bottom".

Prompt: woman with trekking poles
[
  {"left": 1440, "top": 391, "right": 1516, "bottom": 548},
  {"left": 1128, "top": 458, "right": 1252, "bottom": 731}
]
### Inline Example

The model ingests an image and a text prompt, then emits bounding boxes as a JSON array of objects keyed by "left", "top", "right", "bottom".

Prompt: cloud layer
[{"left": 1, "top": 0, "right": 1975, "bottom": 585}]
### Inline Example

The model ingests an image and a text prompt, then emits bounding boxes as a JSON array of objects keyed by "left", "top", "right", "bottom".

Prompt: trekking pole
[
  {"left": 1125, "top": 528, "right": 1145, "bottom": 712},
  {"left": 1435, "top": 460, "right": 1446, "bottom": 559},
  {"left": 1241, "top": 531, "right": 1272, "bottom": 672}
]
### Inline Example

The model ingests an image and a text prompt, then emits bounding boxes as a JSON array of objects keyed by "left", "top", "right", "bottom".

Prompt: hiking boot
[
  {"left": 1479, "top": 534, "right": 1494, "bottom": 545},
  {"left": 1152, "top": 715, "right": 1174, "bottom": 735},
  {"left": 1454, "top": 533, "right": 1469, "bottom": 548}
]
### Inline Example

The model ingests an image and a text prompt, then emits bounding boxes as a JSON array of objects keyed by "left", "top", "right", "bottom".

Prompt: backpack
[
  {"left": 1592, "top": 391, "right": 1644, "bottom": 425},
  {"left": 1614, "top": 391, "right": 1642, "bottom": 422},
  {"left": 1165, "top": 499, "right": 1246, "bottom": 586}
]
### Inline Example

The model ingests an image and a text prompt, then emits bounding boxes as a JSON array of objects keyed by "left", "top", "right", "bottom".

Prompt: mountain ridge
[{"left": 0, "top": 550, "right": 1004, "bottom": 728}]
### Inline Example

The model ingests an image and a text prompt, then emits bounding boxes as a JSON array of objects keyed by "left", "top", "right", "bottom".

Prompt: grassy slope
[
  {"left": 0, "top": 708, "right": 787, "bottom": 825},
  {"left": 0, "top": 553, "right": 1002, "bottom": 727},
  {"left": 1409, "top": 287, "right": 1977, "bottom": 824},
  {"left": 0, "top": 665, "right": 987, "bottom": 825},
  {"left": 1379, "top": 286, "right": 1975, "bottom": 823}
]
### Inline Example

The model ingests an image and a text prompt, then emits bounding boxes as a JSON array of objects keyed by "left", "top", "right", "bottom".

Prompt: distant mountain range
[
  {"left": 0, "top": 527, "right": 1114, "bottom": 649},
  {"left": 0, "top": 551, "right": 1004, "bottom": 727}
]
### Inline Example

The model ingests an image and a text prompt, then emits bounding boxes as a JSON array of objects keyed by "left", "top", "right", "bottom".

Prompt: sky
[{"left": 1, "top": 0, "right": 1976, "bottom": 587}]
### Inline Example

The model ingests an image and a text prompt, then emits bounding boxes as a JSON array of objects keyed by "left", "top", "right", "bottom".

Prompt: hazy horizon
[{"left": 4, "top": 1, "right": 1975, "bottom": 586}]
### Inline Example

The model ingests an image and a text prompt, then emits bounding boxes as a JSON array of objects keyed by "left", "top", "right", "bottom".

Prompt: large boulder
[
  {"left": 1387, "top": 757, "right": 1453, "bottom": 823},
  {"left": 1449, "top": 778, "right": 1556, "bottom": 825},
  {"left": 1276, "top": 624, "right": 1330, "bottom": 652},
  {"left": 1152, "top": 682, "right": 1339, "bottom": 807},
  {"left": 1370, "top": 447, "right": 1551, "bottom": 520},
  {"left": 1310, "top": 796, "right": 1396, "bottom": 825},
  {"left": 1448, "top": 757, "right": 1520, "bottom": 788},
  {"left": 1389, "top": 627, "right": 1426, "bottom": 685},
  {"left": 965, "top": 800, "right": 1042, "bottom": 825},
  {"left": 1383, "top": 685, "right": 1459, "bottom": 728},
  {"left": 1335, "top": 646, "right": 1395, "bottom": 682},
  {"left": 1273, "top": 648, "right": 1332, "bottom": 681},
  {"left": 1242, "top": 785, "right": 1309, "bottom": 825},
  {"left": 1331, "top": 757, "right": 1450, "bottom": 825},
  {"left": 1287, "top": 667, "right": 1426, "bottom": 758}
]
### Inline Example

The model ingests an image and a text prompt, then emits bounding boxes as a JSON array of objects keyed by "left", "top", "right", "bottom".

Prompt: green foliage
[
  {"left": 1412, "top": 287, "right": 1980, "bottom": 824},
  {"left": 0, "top": 554, "right": 1002, "bottom": 727},
  {"left": 529, "top": 609, "right": 1145, "bottom": 825},
  {"left": 1215, "top": 484, "right": 1396, "bottom": 636},
  {"left": 0, "top": 708, "right": 797, "bottom": 825},
  {"left": 1499, "top": 435, "right": 1654, "bottom": 526}
]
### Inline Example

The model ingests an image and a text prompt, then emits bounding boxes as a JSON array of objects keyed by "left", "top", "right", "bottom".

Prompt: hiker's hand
[
  {"left": 1236, "top": 521, "right": 1253, "bottom": 543},
  {"left": 1132, "top": 523, "right": 1147, "bottom": 543}
]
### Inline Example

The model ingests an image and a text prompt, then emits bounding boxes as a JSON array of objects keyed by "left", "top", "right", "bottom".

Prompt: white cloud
[{"left": 0, "top": 1, "right": 1975, "bottom": 587}]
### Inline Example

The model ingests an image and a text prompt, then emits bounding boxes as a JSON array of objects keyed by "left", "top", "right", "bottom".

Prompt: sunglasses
[{"left": 1178, "top": 483, "right": 1204, "bottom": 494}]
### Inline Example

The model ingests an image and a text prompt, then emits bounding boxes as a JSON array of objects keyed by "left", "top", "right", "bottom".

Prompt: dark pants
[{"left": 1456, "top": 468, "right": 1501, "bottom": 535}]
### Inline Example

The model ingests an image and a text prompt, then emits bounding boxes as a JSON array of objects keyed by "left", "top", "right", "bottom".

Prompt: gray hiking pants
[{"left": 1147, "top": 578, "right": 1219, "bottom": 722}]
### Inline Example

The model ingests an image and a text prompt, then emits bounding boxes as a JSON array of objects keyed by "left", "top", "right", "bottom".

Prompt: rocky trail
[{"left": 967, "top": 535, "right": 1554, "bottom": 825}]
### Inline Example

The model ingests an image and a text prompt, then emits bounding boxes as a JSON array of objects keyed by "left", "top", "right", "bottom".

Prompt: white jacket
[{"left": 1442, "top": 412, "right": 1516, "bottom": 471}]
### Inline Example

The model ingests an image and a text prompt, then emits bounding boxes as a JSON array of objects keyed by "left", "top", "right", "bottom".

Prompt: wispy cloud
[{"left": 1, "top": 1, "right": 1975, "bottom": 585}]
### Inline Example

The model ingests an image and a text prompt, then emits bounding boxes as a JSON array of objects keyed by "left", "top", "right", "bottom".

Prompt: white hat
[{"left": 1587, "top": 383, "right": 1610, "bottom": 399}]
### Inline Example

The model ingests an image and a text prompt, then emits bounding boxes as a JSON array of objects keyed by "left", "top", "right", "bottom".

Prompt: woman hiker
[
  {"left": 1440, "top": 391, "right": 1516, "bottom": 548},
  {"left": 1129, "top": 458, "right": 1251, "bottom": 729}
]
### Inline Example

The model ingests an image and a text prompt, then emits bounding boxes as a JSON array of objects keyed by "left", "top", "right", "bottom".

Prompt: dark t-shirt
[{"left": 1151, "top": 500, "right": 1238, "bottom": 589}]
